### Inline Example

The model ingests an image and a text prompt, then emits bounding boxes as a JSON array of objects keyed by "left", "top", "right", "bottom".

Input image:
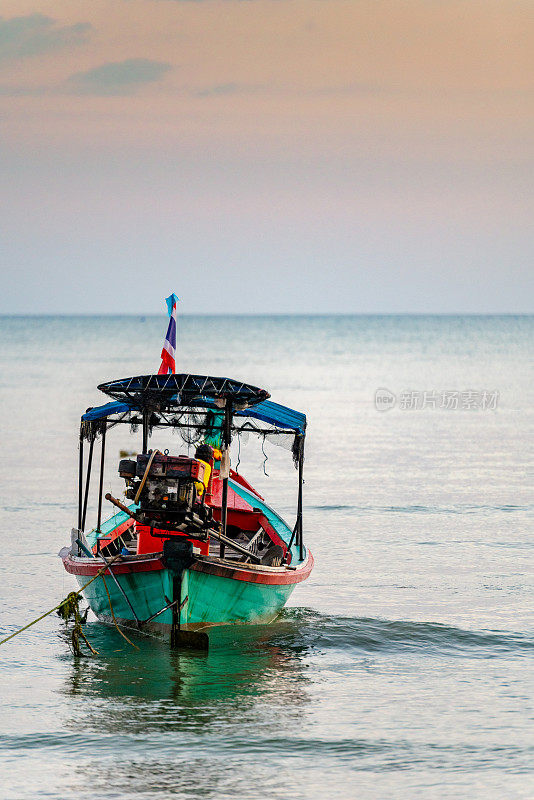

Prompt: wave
[
  {"left": 1, "top": 730, "right": 531, "bottom": 774},
  {"left": 311, "top": 504, "right": 533, "bottom": 515},
  {"left": 273, "top": 609, "right": 534, "bottom": 658}
]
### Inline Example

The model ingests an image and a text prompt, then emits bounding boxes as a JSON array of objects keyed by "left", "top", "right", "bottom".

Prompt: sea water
[{"left": 0, "top": 315, "right": 532, "bottom": 799}]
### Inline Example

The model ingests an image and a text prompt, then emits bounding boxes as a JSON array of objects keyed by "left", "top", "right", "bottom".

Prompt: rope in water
[
  {"left": 0, "top": 552, "right": 124, "bottom": 649},
  {"left": 101, "top": 574, "right": 139, "bottom": 650},
  {"left": 56, "top": 590, "right": 98, "bottom": 656}
]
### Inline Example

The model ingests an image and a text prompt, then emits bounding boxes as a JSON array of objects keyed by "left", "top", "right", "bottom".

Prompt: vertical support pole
[
  {"left": 81, "top": 435, "right": 95, "bottom": 532},
  {"left": 142, "top": 410, "right": 149, "bottom": 453},
  {"left": 78, "top": 429, "right": 84, "bottom": 531},
  {"left": 220, "top": 479, "right": 228, "bottom": 558},
  {"left": 96, "top": 422, "right": 107, "bottom": 534},
  {"left": 219, "top": 400, "right": 233, "bottom": 558},
  {"left": 297, "top": 437, "right": 304, "bottom": 561},
  {"left": 171, "top": 574, "right": 181, "bottom": 648}
]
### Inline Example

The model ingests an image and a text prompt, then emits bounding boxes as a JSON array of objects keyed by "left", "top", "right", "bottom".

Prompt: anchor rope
[
  {"left": 0, "top": 552, "right": 123, "bottom": 648},
  {"left": 57, "top": 591, "right": 98, "bottom": 656},
  {"left": 101, "top": 575, "right": 139, "bottom": 650}
]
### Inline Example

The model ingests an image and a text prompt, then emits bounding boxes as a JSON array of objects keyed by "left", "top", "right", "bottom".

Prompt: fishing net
[{"left": 82, "top": 407, "right": 303, "bottom": 468}]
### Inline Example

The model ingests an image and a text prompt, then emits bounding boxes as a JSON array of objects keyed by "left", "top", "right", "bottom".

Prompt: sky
[{"left": 1, "top": 0, "right": 533, "bottom": 314}]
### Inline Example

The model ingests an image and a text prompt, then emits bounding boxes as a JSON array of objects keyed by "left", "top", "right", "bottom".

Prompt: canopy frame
[{"left": 77, "top": 373, "right": 306, "bottom": 561}]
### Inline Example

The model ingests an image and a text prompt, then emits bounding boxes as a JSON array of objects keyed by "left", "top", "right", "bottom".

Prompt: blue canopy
[
  {"left": 82, "top": 397, "right": 306, "bottom": 435},
  {"left": 235, "top": 399, "right": 306, "bottom": 434},
  {"left": 82, "top": 401, "right": 130, "bottom": 421}
]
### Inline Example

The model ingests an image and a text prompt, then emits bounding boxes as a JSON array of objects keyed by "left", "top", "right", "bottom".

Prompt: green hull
[
  {"left": 74, "top": 564, "right": 296, "bottom": 637},
  {"left": 69, "top": 475, "right": 311, "bottom": 640}
]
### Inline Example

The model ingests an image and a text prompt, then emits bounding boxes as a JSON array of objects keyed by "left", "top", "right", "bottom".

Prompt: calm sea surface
[{"left": 0, "top": 315, "right": 532, "bottom": 799}]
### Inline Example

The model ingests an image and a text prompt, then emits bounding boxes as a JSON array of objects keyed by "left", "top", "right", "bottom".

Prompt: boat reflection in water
[
  {"left": 61, "top": 615, "right": 311, "bottom": 797},
  {"left": 61, "top": 617, "right": 311, "bottom": 795}
]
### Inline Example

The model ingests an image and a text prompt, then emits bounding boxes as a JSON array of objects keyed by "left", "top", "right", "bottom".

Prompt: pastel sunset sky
[{"left": 1, "top": 0, "right": 533, "bottom": 313}]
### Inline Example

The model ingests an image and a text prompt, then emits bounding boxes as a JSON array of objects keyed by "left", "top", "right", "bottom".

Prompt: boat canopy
[
  {"left": 81, "top": 374, "right": 306, "bottom": 436},
  {"left": 98, "top": 373, "right": 269, "bottom": 408}
]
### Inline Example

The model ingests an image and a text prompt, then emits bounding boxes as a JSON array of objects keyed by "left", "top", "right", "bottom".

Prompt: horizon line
[{"left": 1, "top": 311, "right": 532, "bottom": 318}]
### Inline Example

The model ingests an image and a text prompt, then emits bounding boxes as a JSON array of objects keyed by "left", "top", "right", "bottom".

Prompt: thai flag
[{"left": 158, "top": 293, "right": 180, "bottom": 374}]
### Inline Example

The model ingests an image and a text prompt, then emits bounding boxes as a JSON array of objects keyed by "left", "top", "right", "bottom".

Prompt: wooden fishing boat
[{"left": 60, "top": 373, "right": 313, "bottom": 648}]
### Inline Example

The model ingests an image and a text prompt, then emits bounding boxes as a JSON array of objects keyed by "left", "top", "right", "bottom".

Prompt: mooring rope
[
  {"left": 0, "top": 552, "right": 123, "bottom": 649},
  {"left": 57, "top": 591, "right": 98, "bottom": 656},
  {"left": 101, "top": 574, "right": 139, "bottom": 649}
]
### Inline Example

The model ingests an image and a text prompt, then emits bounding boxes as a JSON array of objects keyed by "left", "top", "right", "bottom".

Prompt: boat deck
[{"left": 109, "top": 525, "right": 267, "bottom": 564}]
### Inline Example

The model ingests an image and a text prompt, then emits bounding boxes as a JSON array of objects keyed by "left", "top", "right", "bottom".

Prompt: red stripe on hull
[
  {"left": 63, "top": 554, "right": 165, "bottom": 576},
  {"left": 191, "top": 553, "right": 314, "bottom": 585},
  {"left": 62, "top": 550, "right": 314, "bottom": 586}
]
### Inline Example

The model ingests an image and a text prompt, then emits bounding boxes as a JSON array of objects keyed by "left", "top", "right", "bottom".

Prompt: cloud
[
  {"left": 0, "top": 14, "right": 92, "bottom": 62},
  {"left": 67, "top": 58, "right": 172, "bottom": 95}
]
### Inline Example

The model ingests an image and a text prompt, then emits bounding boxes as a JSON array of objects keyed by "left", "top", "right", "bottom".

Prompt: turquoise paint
[
  {"left": 228, "top": 478, "right": 305, "bottom": 564},
  {"left": 184, "top": 568, "right": 295, "bottom": 626},
  {"left": 79, "top": 487, "right": 303, "bottom": 635},
  {"left": 85, "top": 503, "right": 138, "bottom": 549},
  {"left": 75, "top": 567, "right": 175, "bottom": 628},
  {"left": 75, "top": 563, "right": 294, "bottom": 634}
]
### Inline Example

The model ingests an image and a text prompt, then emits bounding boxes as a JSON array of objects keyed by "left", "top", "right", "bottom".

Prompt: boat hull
[{"left": 62, "top": 551, "right": 313, "bottom": 638}]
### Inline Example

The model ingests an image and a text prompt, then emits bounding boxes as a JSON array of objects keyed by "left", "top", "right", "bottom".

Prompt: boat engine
[{"left": 118, "top": 452, "right": 212, "bottom": 533}]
